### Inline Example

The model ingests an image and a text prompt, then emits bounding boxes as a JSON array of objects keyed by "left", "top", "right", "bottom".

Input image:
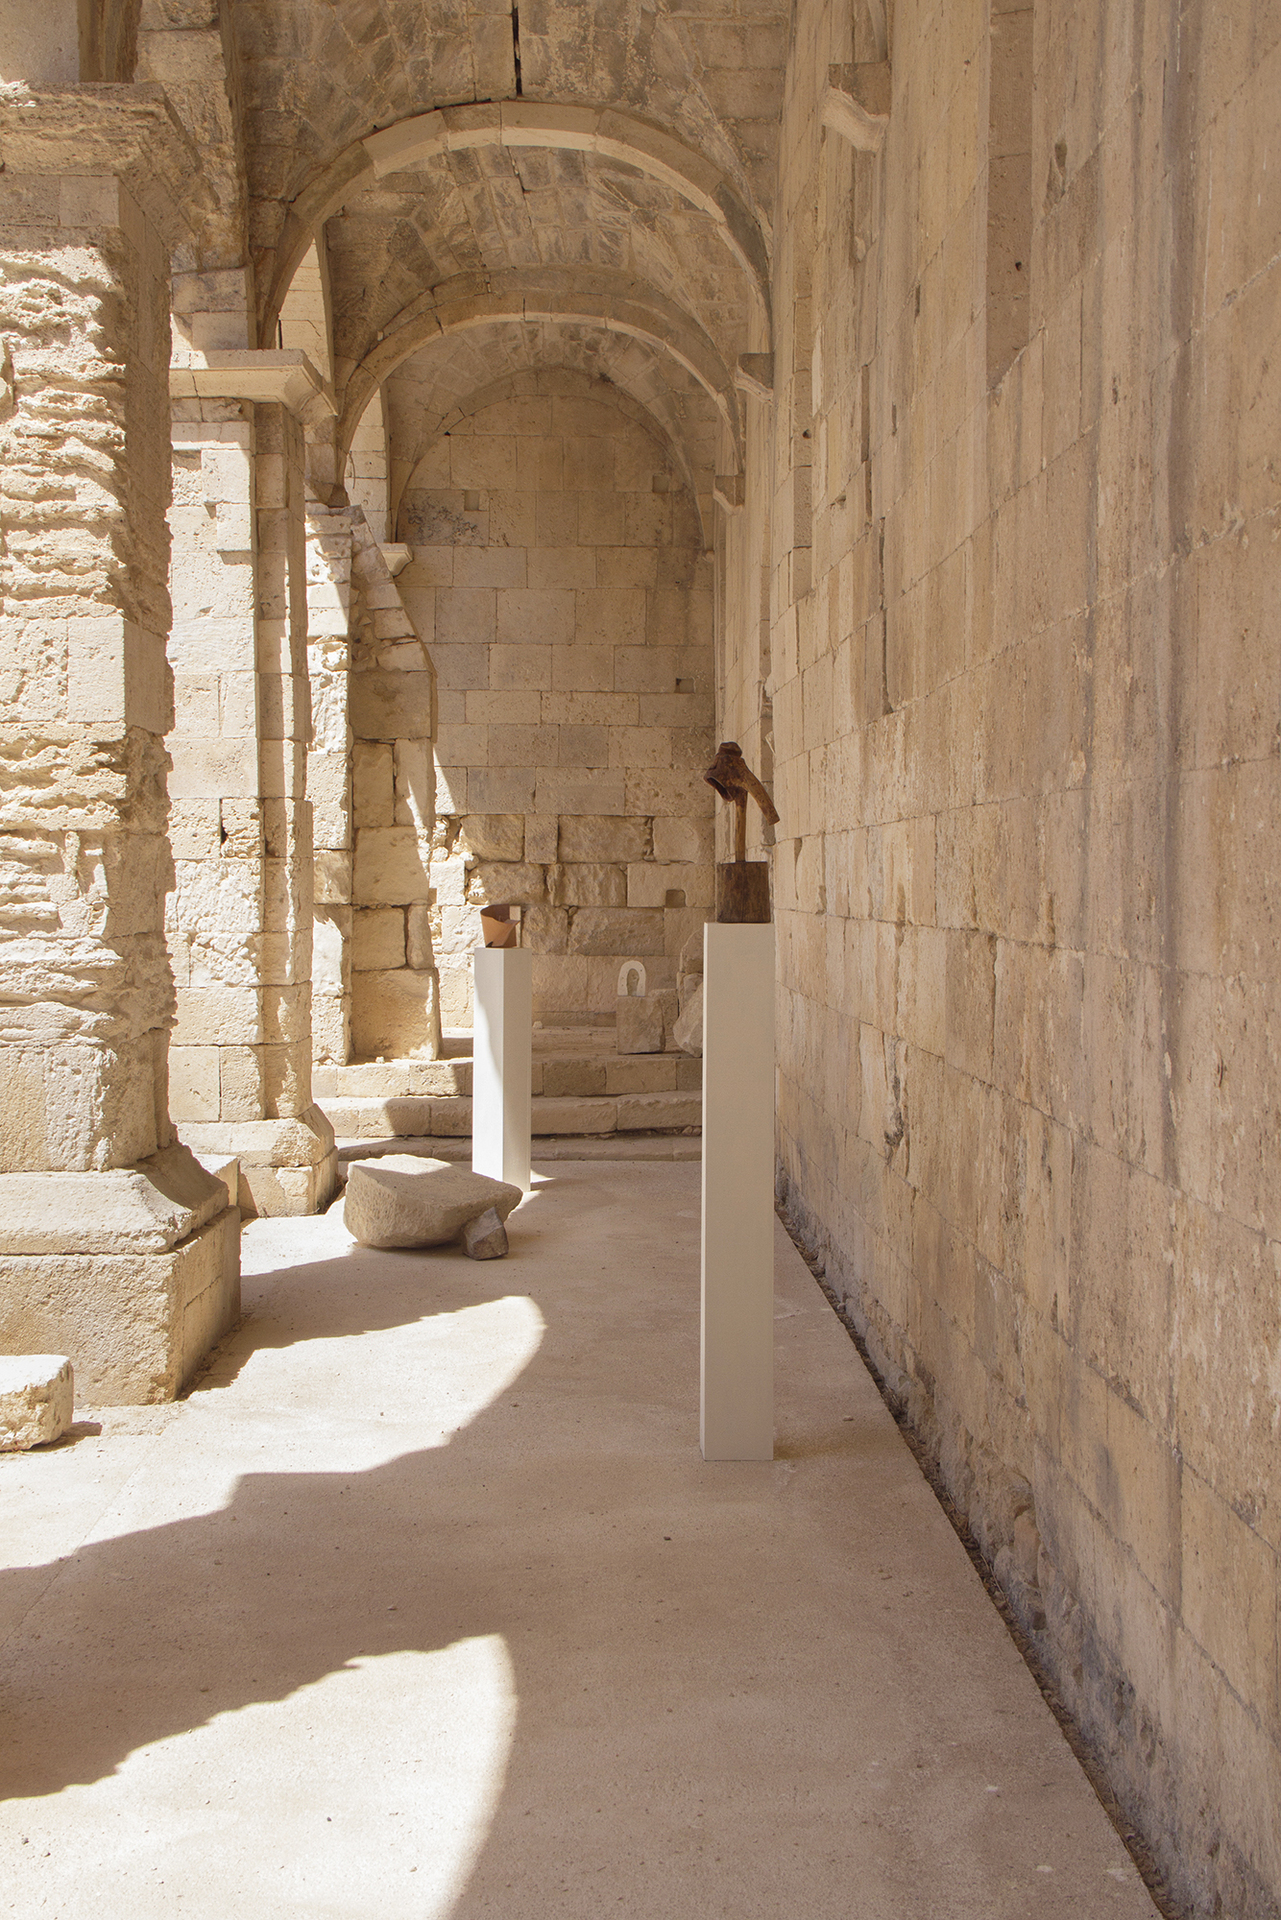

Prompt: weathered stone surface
[
  {"left": 460, "top": 1207, "right": 508, "bottom": 1260},
  {"left": 343, "top": 1156, "right": 521, "bottom": 1249},
  {"left": 616, "top": 1092, "right": 702, "bottom": 1132},
  {"left": 549, "top": 863, "right": 627, "bottom": 907},
  {"left": 459, "top": 814, "right": 525, "bottom": 861},
  {"left": 558, "top": 816, "right": 651, "bottom": 864},
  {"left": 570, "top": 908, "right": 665, "bottom": 955},
  {"left": 0, "top": 1149, "right": 228, "bottom": 1256},
  {"left": 0, "top": 1211, "right": 240, "bottom": 1404},
  {"left": 0, "top": 1356, "right": 73, "bottom": 1452},
  {"left": 673, "top": 979, "right": 703, "bottom": 1056},
  {"left": 653, "top": 987, "right": 679, "bottom": 1044},
  {"left": 466, "top": 862, "right": 546, "bottom": 905},
  {"left": 678, "top": 930, "right": 704, "bottom": 977},
  {"left": 617, "top": 993, "right": 664, "bottom": 1053},
  {"left": 351, "top": 967, "right": 441, "bottom": 1062}
]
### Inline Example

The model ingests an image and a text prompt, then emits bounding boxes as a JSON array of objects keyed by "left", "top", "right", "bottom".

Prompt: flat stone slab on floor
[{"left": 0, "top": 1164, "right": 1158, "bottom": 1919}]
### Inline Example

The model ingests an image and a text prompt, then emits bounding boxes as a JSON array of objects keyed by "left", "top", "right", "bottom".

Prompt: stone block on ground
[
  {"left": 344, "top": 1155, "right": 521, "bottom": 1249},
  {"left": 460, "top": 1207, "right": 508, "bottom": 1260},
  {"left": 0, "top": 1356, "right": 73, "bottom": 1451}
]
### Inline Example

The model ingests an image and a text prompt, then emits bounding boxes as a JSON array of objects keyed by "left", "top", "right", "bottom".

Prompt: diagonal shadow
[
  {"left": 0, "top": 1164, "right": 1128, "bottom": 1920},
  {"left": 0, "top": 1173, "right": 706, "bottom": 1817}
]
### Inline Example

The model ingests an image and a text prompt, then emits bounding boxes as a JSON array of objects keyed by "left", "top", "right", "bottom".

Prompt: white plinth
[
  {"left": 700, "top": 921, "right": 774, "bottom": 1460},
  {"left": 472, "top": 947, "right": 533, "bottom": 1193}
]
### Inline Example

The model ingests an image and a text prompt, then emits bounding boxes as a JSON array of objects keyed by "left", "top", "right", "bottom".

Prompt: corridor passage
[{"left": 1, "top": 1164, "right": 1156, "bottom": 1918}]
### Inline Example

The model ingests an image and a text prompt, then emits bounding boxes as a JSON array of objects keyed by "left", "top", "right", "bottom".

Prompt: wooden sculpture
[{"left": 704, "top": 741, "right": 779, "bottom": 923}]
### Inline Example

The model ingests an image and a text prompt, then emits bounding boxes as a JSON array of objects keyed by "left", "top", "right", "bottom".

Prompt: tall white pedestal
[
  {"left": 701, "top": 922, "right": 775, "bottom": 1460},
  {"left": 472, "top": 947, "right": 533, "bottom": 1193}
]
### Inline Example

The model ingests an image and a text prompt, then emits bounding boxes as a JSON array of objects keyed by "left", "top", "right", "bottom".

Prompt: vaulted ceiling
[{"left": 158, "top": 0, "right": 791, "bottom": 498}]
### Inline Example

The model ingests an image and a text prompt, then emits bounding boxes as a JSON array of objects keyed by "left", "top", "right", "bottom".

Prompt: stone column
[
  {"left": 166, "top": 344, "right": 339, "bottom": 1215},
  {"left": 0, "top": 88, "right": 238, "bottom": 1402},
  {"left": 305, "top": 503, "right": 357, "bottom": 1064}
]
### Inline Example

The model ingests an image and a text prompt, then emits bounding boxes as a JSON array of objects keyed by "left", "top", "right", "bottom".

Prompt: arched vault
[
  {"left": 258, "top": 103, "right": 772, "bottom": 353},
  {"left": 336, "top": 266, "right": 743, "bottom": 486},
  {"left": 384, "top": 322, "right": 723, "bottom": 543}
]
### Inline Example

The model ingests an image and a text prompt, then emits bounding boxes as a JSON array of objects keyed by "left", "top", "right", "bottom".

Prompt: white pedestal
[
  {"left": 700, "top": 922, "right": 774, "bottom": 1460},
  {"left": 472, "top": 947, "right": 533, "bottom": 1193}
]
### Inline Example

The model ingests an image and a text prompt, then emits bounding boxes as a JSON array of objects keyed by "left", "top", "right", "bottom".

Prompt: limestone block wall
[
  {"left": 307, "top": 504, "right": 356, "bottom": 1063},
  {"left": 719, "top": 2, "right": 1281, "bottom": 1914},
  {"left": 307, "top": 505, "right": 440, "bottom": 1063},
  {"left": 395, "top": 372, "right": 715, "bottom": 1027},
  {"left": 347, "top": 517, "right": 440, "bottom": 1061},
  {"left": 346, "top": 390, "right": 391, "bottom": 544},
  {"left": 166, "top": 405, "right": 266, "bottom": 1121},
  {"left": 164, "top": 381, "right": 333, "bottom": 1217}
]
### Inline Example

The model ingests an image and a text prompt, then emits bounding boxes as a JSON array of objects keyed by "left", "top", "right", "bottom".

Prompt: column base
[
  {"left": 0, "top": 1147, "right": 241, "bottom": 1404},
  {"left": 177, "top": 1105, "right": 338, "bottom": 1218}
]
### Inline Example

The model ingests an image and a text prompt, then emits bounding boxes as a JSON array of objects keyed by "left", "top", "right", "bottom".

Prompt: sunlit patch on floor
[{"left": 0, "top": 1637, "right": 516, "bottom": 1919}]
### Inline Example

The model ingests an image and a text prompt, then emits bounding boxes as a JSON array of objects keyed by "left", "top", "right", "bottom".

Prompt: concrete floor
[{"left": 0, "top": 1162, "right": 1158, "bottom": 1919}]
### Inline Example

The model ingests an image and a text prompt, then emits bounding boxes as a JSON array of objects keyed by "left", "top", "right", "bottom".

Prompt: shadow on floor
[{"left": 0, "top": 1164, "right": 1151, "bottom": 1919}]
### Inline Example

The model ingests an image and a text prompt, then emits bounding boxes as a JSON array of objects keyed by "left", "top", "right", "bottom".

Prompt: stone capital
[{"left": 170, "top": 349, "right": 337, "bottom": 424}]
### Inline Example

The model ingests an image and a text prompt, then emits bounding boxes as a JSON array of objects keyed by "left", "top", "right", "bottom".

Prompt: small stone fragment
[
  {"left": 344, "top": 1155, "right": 521, "bottom": 1249},
  {"left": 460, "top": 1207, "right": 508, "bottom": 1260},
  {"left": 678, "top": 929, "right": 705, "bottom": 977},
  {"left": 673, "top": 978, "right": 704, "bottom": 1056},
  {"left": 0, "top": 1355, "right": 73, "bottom": 1452}
]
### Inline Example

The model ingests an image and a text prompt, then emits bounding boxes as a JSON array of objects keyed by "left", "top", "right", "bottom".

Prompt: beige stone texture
[
  {"left": 350, "top": 968, "right": 440, "bottom": 1062},
  {"left": 616, "top": 994, "right": 664, "bottom": 1054},
  {"left": 343, "top": 1154, "right": 521, "bottom": 1249},
  {"left": 1, "top": 16, "right": 1275, "bottom": 1909},
  {"left": 700, "top": 3, "right": 1281, "bottom": 1913},
  {"left": 0, "top": 1355, "right": 73, "bottom": 1451},
  {"left": 0, "top": 1209, "right": 240, "bottom": 1404},
  {"left": 392, "top": 375, "right": 713, "bottom": 1021},
  {"left": 570, "top": 909, "right": 666, "bottom": 957},
  {"left": 351, "top": 908, "right": 406, "bottom": 972},
  {"left": 548, "top": 863, "right": 627, "bottom": 908}
]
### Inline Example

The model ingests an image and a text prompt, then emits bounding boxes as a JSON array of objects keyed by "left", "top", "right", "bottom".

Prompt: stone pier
[
  {"left": 0, "top": 86, "right": 239, "bottom": 1399},
  {"left": 166, "top": 316, "right": 338, "bottom": 1216}
]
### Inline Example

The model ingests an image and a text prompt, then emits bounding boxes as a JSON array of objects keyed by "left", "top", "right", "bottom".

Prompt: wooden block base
[{"left": 715, "top": 860, "right": 771, "bottom": 923}]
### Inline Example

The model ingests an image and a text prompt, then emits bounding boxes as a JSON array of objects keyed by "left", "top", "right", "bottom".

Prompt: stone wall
[
  {"left": 719, "top": 3, "right": 1281, "bottom": 1915},
  {"left": 394, "top": 370, "right": 715, "bottom": 1028},
  {"left": 307, "top": 507, "right": 441, "bottom": 1064}
]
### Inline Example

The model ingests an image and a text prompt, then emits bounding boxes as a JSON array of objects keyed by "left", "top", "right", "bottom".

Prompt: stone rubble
[
  {"left": 342, "top": 1156, "right": 521, "bottom": 1251},
  {"left": 459, "top": 1207, "right": 509, "bottom": 1261},
  {"left": 0, "top": 1356, "right": 73, "bottom": 1452}
]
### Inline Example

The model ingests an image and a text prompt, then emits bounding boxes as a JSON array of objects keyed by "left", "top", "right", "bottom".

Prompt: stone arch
[
  {"left": 335, "top": 269, "right": 744, "bottom": 487},
  {"left": 393, "top": 367, "right": 716, "bottom": 1027},
  {"left": 382, "top": 319, "right": 724, "bottom": 545},
  {"left": 257, "top": 102, "right": 773, "bottom": 352}
]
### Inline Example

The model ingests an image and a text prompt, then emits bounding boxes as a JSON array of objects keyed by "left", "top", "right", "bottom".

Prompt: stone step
[
  {"left": 318, "top": 1087, "right": 701, "bottom": 1141},
  {"left": 313, "top": 1059, "right": 473, "bottom": 1099},
  {"left": 313, "top": 1045, "right": 697, "bottom": 1102},
  {"left": 336, "top": 1134, "right": 702, "bottom": 1174}
]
